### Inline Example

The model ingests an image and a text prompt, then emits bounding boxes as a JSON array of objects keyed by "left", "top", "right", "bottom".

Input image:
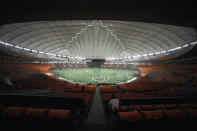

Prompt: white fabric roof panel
[{"left": 0, "top": 20, "right": 196, "bottom": 59}]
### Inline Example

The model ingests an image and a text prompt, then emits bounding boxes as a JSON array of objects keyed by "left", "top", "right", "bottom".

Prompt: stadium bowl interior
[{"left": 0, "top": 1, "right": 197, "bottom": 131}]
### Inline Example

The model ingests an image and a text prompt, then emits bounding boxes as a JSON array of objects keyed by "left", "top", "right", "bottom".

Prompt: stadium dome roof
[{"left": 0, "top": 20, "right": 196, "bottom": 59}]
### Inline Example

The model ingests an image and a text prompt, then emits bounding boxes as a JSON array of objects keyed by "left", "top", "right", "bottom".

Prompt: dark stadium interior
[{"left": 0, "top": 0, "right": 197, "bottom": 131}]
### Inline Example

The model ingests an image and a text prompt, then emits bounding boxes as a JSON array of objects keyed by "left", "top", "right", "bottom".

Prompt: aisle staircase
[{"left": 82, "top": 86, "right": 108, "bottom": 131}]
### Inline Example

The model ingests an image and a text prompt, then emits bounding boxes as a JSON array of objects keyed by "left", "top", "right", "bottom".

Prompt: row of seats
[
  {"left": 118, "top": 109, "right": 197, "bottom": 122},
  {"left": 118, "top": 79, "right": 173, "bottom": 92},
  {"left": 103, "top": 64, "right": 197, "bottom": 130},
  {"left": 112, "top": 65, "right": 197, "bottom": 93},
  {"left": 138, "top": 65, "right": 197, "bottom": 88},
  {"left": 0, "top": 63, "right": 96, "bottom": 94},
  {"left": 99, "top": 85, "right": 117, "bottom": 93},
  {"left": 102, "top": 93, "right": 147, "bottom": 101},
  {"left": 114, "top": 103, "right": 197, "bottom": 112},
  {"left": 10, "top": 67, "right": 81, "bottom": 90},
  {"left": 0, "top": 106, "right": 71, "bottom": 120},
  {"left": 0, "top": 105, "right": 76, "bottom": 130},
  {"left": 102, "top": 90, "right": 197, "bottom": 101}
]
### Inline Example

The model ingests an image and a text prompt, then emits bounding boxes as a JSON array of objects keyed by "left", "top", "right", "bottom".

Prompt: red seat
[{"left": 48, "top": 109, "right": 71, "bottom": 119}]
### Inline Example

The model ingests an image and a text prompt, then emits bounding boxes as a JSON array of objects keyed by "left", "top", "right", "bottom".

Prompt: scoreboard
[{"left": 86, "top": 59, "right": 105, "bottom": 67}]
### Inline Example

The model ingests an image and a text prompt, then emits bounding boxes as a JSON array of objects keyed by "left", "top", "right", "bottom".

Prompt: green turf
[{"left": 55, "top": 68, "right": 136, "bottom": 84}]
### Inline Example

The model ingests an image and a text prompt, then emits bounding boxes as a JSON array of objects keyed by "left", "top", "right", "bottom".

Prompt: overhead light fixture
[
  {"left": 148, "top": 53, "right": 154, "bottom": 56},
  {"left": 15, "top": 46, "right": 23, "bottom": 49},
  {"left": 161, "top": 51, "right": 166, "bottom": 53},
  {"left": 31, "top": 50, "right": 38, "bottom": 53},
  {"left": 182, "top": 44, "right": 189, "bottom": 47},
  {"left": 155, "top": 52, "right": 161, "bottom": 54},
  {"left": 191, "top": 41, "right": 197, "bottom": 45},
  {"left": 24, "top": 48, "right": 30, "bottom": 51}
]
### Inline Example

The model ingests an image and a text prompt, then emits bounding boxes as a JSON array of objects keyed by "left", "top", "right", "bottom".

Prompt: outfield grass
[{"left": 56, "top": 68, "right": 136, "bottom": 84}]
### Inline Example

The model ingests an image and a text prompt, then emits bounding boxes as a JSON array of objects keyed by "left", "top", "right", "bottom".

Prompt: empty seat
[
  {"left": 115, "top": 106, "right": 128, "bottom": 112},
  {"left": 141, "top": 105, "right": 155, "bottom": 110},
  {"left": 164, "top": 110, "right": 186, "bottom": 119},
  {"left": 142, "top": 110, "right": 164, "bottom": 120},
  {"left": 155, "top": 104, "right": 167, "bottom": 110},
  {"left": 25, "top": 107, "right": 47, "bottom": 118},
  {"left": 1, "top": 106, "right": 25, "bottom": 117},
  {"left": 133, "top": 105, "right": 141, "bottom": 111},
  {"left": 118, "top": 111, "right": 142, "bottom": 122},
  {"left": 48, "top": 109, "right": 71, "bottom": 119}
]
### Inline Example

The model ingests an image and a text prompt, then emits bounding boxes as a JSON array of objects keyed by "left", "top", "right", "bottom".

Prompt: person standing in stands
[{"left": 108, "top": 94, "right": 119, "bottom": 114}]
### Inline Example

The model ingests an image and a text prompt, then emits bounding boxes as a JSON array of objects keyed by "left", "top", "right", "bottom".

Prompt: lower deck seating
[
  {"left": 0, "top": 106, "right": 71, "bottom": 120},
  {"left": 99, "top": 85, "right": 117, "bottom": 93},
  {"left": 114, "top": 103, "right": 197, "bottom": 112},
  {"left": 118, "top": 109, "right": 197, "bottom": 123}
]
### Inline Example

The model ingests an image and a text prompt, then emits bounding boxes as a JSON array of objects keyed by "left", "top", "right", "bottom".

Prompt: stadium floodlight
[
  {"left": 46, "top": 52, "right": 53, "bottom": 55},
  {"left": 182, "top": 44, "right": 189, "bottom": 48},
  {"left": 24, "top": 48, "right": 30, "bottom": 51},
  {"left": 148, "top": 53, "right": 154, "bottom": 56},
  {"left": 123, "top": 57, "right": 127, "bottom": 59},
  {"left": 15, "top": 45, "right": 23, "bottom": 49},
  {"left": 0, "top": 41, "right": 4, "bottom": 44},
  {"left": 143, "top": 54, "right": 147, "bottom": 57},
  {"left": 128, "top": 56, "right": 131, "bottom": 59},
  {"left": 31, "top": 50, "right": 38, "bottom": 53},
  {"left": 161, "top": 51, "right": 166, "bottom": 54},
  {"left": 50, "top": 53, "right": 56, "bottom": 56},
  {"left": 4, "top": 42, "right": 14, "bottom": 47},
  {"left": 167, "top": 49, "right": 174, "bottom": 52},
  {"left": 175, "top": 47, "right": 182, "bottom": 50},
  {"left": 155, "top": 52, "right": 161, "bottom": 54},
  {"left": 78, "top": 57, "right": 83, "bottom": 59},
  {"left": 39, "top": 51, "right": 45, "bottom": 54},
  {"left": 191, "top": 41, "right": 197, "bottom": 45}
]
